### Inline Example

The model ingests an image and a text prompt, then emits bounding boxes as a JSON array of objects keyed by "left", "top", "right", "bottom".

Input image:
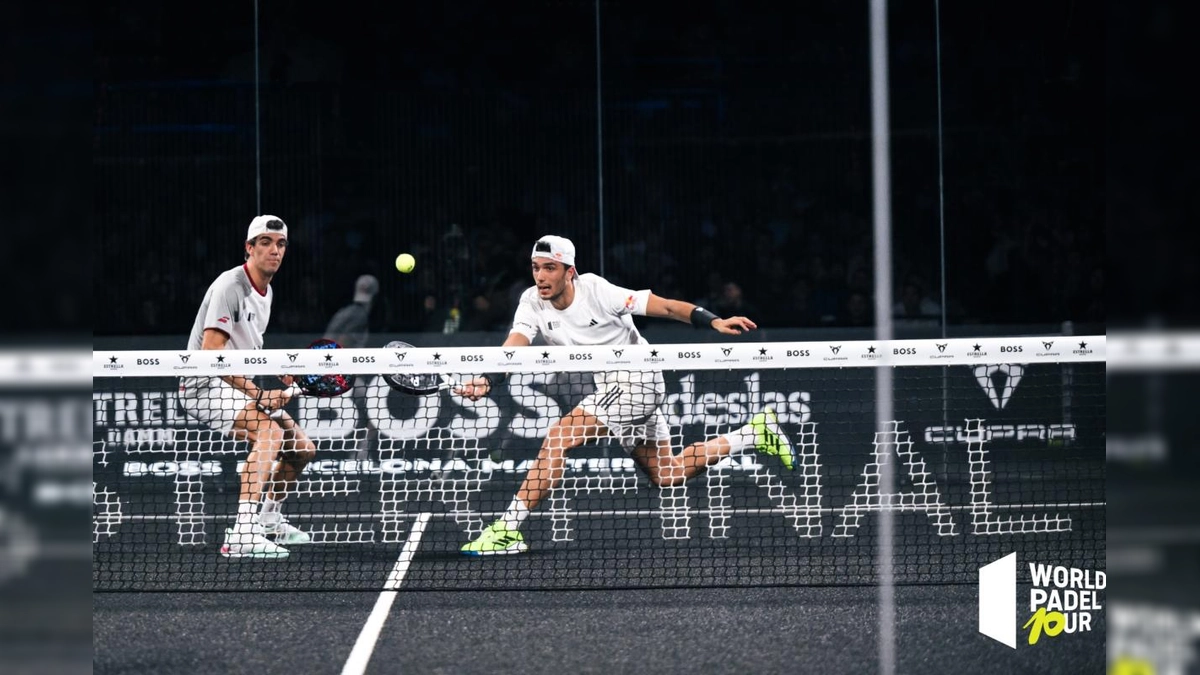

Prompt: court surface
[
  {"left": 93, "top": 471, "right": 1106, "bottom": 673},
  {"left": 95, "top": 505, "right": 1106, "bottom": 675},
  {"left": 94, "top": 584, "right": 1103, "bottom": 674}
]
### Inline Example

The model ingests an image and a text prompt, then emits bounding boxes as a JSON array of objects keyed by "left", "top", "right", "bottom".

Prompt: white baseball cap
[
  {"left": 531, "top": 235, "right": 575, "bottom": 267},
  {"left": 246, "top": 215, "right": 288, "bottom": 242}
]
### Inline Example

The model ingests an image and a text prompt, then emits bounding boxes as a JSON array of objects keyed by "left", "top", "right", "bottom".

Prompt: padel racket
[
  {"left": 382, "top": 340, "right": 463, "bottom": 395},
  {"left": 257, "top": 339, "right": 354, "bottom": 413},
  {"left": 293, "top": 338, "right": 355, "bottom": 396}
]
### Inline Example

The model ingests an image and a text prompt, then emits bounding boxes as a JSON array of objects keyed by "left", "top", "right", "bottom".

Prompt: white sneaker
[
  {"left": 258, "top": 515, "right": 312, "bottom": 546},
  {"left": 221, "top": 524, "right": 289, "bottom": 559}
]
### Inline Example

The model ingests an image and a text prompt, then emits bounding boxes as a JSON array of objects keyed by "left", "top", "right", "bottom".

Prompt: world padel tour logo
[{"left": 979, "top": 553, "right": 1105, "bottom": 648}]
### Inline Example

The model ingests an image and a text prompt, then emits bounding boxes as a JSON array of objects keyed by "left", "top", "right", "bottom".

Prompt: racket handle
[{"left": 257, "top": 384, "right": 302, "bottom": 413}]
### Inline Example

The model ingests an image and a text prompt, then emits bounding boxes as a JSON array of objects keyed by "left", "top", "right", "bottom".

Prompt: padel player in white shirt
[
  {"left": 179, "top": 215, "right": 315, "bottom": 559},
  {"left": 456, "top": 235, "right": 797, "bottom": 555}
]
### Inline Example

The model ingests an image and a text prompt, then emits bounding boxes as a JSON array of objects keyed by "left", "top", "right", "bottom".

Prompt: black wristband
[
  {"left": 481, "top": 372, "right": 508, "bottom": 388},
  {"left": 690, "top": 306, "right": 720, "bottom": 330}
]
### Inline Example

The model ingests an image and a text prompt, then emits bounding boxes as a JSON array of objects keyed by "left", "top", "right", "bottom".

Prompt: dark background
[
  {"left": 0, "top": 0, "right": 1175, "bottom": 673},
  {"left": 93, "top": 0, "right": 1103, "bottom": 339}
]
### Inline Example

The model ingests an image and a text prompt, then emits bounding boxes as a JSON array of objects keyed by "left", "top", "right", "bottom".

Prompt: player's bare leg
[
  {"left": 461, "top": 408, "right": 608, "bottom": 555},
  {"left": 633, "top": 408, "right": 798, "bottom": 487},
  {"left": 631, "top": 436, "right": 734, "bottom": 488},
  {"left": 265, "top": 416, "right": 316, "bottom": 502},
  {"left": 515, "top": 409, "right": 609, "bottom": 510},
  {"left": 222, "top": 407, "right": 291, "bottom": 557},
  {"left": 229, "top": 408, "right": 286, "bottom": 507},
  {"left": 246, "top": 414, "right": 315, "bottom": 546}
]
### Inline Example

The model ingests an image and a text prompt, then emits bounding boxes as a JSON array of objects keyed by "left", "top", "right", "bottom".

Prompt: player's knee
[
  {"left": 544, "top": 424, "right": 584, "bottom": 454},
  {"left": 247, "top": 417, "right": 286, "bottom": 445},
  {"left": 286, "top": 436, "right": 317, "bottom": 463},
  {"left": 649, "top": 471, "right": 685, "bottom": 488},
  {"left": 538, "top": 441, "right": 567, "bottom": 462}
]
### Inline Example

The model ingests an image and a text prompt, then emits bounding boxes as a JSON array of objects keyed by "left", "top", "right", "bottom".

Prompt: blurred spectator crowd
[{"left": 95, "top": 2, "right": 1102, "bottom": 337}]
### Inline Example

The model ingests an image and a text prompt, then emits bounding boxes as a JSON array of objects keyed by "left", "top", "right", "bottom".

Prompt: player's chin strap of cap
[{"left": 690, "top": 306, "right": 721, "bottom": 330}]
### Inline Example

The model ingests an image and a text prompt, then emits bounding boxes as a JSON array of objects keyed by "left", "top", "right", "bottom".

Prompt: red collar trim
[{"left": 242, "top": 264, "right": 268, "bottom": 296}]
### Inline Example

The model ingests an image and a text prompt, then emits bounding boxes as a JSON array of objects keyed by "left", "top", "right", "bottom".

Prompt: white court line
[{"left": 341, "top": 512, "right": 431, "bottom": 675}]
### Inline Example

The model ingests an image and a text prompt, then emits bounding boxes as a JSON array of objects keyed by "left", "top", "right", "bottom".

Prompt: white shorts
[
  {"left": 576, "top": 371, "right": 671, "bottom": 453},
  {"left": 178, "top": 377, "right": 282, "bottom": 435}
]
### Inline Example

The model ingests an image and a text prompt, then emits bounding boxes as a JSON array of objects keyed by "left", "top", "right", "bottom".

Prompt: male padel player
[
  {"left": 179, "top": 215, "right": 314, "bottom": 559},
  {"left": 454, "top": 235, "right": 796, "bottom": 555}
]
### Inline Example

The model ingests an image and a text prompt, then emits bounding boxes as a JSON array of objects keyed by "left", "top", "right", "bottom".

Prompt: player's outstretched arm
[
  {"left": 455, "top": 332, "right": 532, "bottom": 401},
  {"left": 645, "top": 293, "right": 757, "bottom": 335}
]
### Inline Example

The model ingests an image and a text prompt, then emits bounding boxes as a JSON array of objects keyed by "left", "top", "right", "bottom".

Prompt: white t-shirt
[
  {"left": 187, "top": 264, "right": 274, "bottom": 351},
  {"left": 511, "top": 273, "right": 651, "bottom": 346},
  {"left": 511, "top": 274, "right": 660, "bottom": 392},
  {"left": 181, "top": 264, "right": 274, "bottom": 395}
]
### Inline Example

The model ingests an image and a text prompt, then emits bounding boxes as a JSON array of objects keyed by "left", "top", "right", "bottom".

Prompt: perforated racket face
[
  {"left": 383, "top": 340, "right": 442, "bottom": 394},
  {"left": 295, "top": 339, "right": 353, "bottom": 396},
  {"left": 386, "top": 372, "right": 442, "bottom": 395},
  {"left": 296, "top": 373, "right": 354, "bottom": 397}
]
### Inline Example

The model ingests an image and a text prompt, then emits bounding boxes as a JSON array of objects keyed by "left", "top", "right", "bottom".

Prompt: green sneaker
[
  {"left": 461, "top": 521, "right": 528, "bottom": 556},
  {"left": 749, "top": 407, "right": 796, "bottom": 471}
]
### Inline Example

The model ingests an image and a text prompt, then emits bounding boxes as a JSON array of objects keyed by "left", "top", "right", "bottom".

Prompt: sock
[
  {"left": 258, "top": 497, "right": 282, "bottom": 527},
  {"left": 499, "top": 498, "right": 531, "bottom": 531},
  {"left": 725, "top": 422, "right": 758, "bottom": 453},
  {"left": 236, "top": 501, "right": 258, "bottom": 526}
]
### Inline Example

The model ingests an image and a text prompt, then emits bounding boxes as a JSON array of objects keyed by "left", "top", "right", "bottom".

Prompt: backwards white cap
[
  {"left": 246, "top": 215, "right": 288, "bottom": 242},
  {"left": 531, "top": 235, "right": 576, "bottom": 267}
]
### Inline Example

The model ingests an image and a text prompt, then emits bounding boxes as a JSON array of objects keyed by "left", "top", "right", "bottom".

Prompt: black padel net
[{"left": 92, "top": 336, "right": 1105, "bottom": 591}]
